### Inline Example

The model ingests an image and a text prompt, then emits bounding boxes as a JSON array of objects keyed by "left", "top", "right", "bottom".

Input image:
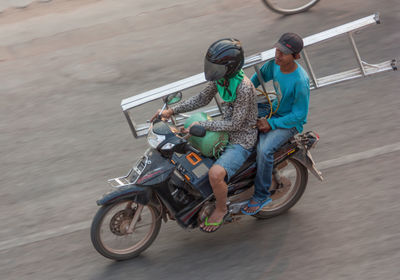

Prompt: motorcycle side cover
[{"left": 97, "top": 149, "right": 175, "bottom": 206}]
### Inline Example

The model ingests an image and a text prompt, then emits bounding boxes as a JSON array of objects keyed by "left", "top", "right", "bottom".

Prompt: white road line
[
  {"left": 1, "top": 142, "right": 400, "bottom": 252},
  {"left": 317, "top": 142, "right": 400, "bottom": 170},
  {"left": 0, "top": 220, "right": 91, "bottom": 252}
]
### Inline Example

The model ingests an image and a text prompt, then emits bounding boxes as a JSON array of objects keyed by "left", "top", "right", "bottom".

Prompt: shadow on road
[{"left": 90, "top": 211, "right": 302, "bottom": 280}]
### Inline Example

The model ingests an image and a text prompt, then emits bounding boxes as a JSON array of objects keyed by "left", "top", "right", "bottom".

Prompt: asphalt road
[{"left": 0, "top": 0, "right": 399, "bottom": 279}]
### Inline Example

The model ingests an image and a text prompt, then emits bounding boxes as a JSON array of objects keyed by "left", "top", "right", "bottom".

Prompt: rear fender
[
  {"left": 96, "top": 184, "right": 151, "bottom": 206},
  {"left": 292, "top": 148, "right": 324, "bottom": 181}
]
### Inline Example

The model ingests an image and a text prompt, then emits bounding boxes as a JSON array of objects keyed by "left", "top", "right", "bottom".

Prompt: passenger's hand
[
  {"left": 256, "top": 118, "right": 271, "bottom": 133},
  {"left": 150, "top": 108, "right": 174, "bottom": 122},
  {"left": 181, "top": 121, "right": 200, "bottom": 134}
]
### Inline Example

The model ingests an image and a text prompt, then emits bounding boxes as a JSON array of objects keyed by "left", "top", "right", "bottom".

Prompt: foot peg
[{"left": 224, "top": 215, "right": 242, "bottom": 224}]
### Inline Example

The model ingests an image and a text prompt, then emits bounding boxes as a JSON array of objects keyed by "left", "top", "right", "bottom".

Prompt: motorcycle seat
[{"left": 228, "top": 136, "right": 296, "bottom": 184}]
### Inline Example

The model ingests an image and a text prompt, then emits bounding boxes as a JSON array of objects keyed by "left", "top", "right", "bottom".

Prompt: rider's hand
[
  {"left": 181, "top": 121, "right": 200, "bottom": 134},
  {"left": 257, "top": 118, "right": 271, "bottom": 133},
  {"left": 150, "top": 108, "right": 174, "bottom": 122}
]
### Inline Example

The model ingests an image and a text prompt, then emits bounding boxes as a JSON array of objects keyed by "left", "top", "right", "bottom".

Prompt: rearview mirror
[
  {"left": 164, "top": 92, "right": 182, "bottom": 105},
  {"left": 189, "top": 125, "right": 206, "bottom": 137}
]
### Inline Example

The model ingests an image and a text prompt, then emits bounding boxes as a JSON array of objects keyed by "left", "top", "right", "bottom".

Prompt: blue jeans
[
  {"left": 253, "top": 127, "right": 298, "bottom": 202},
  {"left": 215, "top": 144, "right": 253, "bottom": 182}
]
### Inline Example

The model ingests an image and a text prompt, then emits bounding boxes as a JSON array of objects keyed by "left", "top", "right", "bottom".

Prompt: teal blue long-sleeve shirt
[{"left": 251, "top": 60, "right": 310, "bottom": 133}]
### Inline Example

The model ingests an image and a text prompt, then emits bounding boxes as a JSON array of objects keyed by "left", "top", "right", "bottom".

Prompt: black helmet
[{"left": 204, "top": 38, "right": 244, "bottom": 81}]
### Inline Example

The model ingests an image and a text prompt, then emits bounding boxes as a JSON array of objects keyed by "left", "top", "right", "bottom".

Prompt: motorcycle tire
[
  {"left": 90, "top": 200, "right": 161, "bottom": 261},
  {"left": 261, "top": 0, "right": 320, "bottom": 15},
  {"left": 254, "top": 158, "right": 308, "bottom": 219}
]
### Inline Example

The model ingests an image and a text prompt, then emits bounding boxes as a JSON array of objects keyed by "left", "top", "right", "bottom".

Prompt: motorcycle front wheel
[
  {"left": 90, "top": 200, "right": 161, "bottom": 261},
  {"left": 261, "top": 0, "right": 320, "bottom": 15},
  {"left": 254, "top": 158, "right": 308, "bottom": 219}
]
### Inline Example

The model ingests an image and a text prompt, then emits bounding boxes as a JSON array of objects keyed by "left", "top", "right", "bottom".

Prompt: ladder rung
[{"left": 315, "top": 60, "right": 395, "bottom": 88}]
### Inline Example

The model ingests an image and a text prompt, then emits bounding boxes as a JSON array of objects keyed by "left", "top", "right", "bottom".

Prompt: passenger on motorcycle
[
  {"left": 153, "top": 38, "right": 258, "bottom": 232},
  {"left": 242, "top": 32, "right": 310, "bottom": 215}
]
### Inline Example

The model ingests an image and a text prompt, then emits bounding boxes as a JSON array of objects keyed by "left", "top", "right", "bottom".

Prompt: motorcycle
[{"left": 90, "top": 92, "right": 323, "bottom": 261}]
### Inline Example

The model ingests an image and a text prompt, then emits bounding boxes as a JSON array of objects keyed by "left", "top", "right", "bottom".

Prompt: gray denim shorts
[{"left": 214, "top": 144, "right": 253, "bottom": 181}]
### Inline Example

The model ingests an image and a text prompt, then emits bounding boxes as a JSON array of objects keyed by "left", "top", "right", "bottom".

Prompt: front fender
[{"left": 96, "top": 184, "right": 151, "bottom": 206}]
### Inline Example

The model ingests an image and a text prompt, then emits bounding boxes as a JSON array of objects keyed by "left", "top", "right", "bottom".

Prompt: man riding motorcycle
[
  {"left": 91, "top": 36, "right": 323, "bottom": 260},
  {"left": 152, "top": 38, "right": 258, "bottom": 232},
  {"left": 243, "top": 32, "right": 310, "bottom": 215}
]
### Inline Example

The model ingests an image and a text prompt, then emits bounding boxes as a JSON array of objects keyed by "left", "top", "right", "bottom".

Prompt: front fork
[{"left": 125, "top": 203, "right": 144, "bottom": 233}]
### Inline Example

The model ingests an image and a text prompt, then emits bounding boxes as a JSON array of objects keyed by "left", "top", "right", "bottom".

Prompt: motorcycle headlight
[
  {"left": 161, "top": 143, "right": 175, "bottom": 150},
  {"left": 147, "top": 125, "right": 166, "bottom": 149}
]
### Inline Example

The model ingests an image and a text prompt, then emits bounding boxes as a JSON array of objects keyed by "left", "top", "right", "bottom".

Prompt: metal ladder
[{"left": 121, "top": 13, "right": 397, "bottom": 138}]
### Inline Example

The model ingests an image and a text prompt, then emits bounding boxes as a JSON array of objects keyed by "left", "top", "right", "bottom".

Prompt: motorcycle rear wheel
[
  {"left": 90, "top": 200, "right": 161, "bottom": 261},
  {"left": 254, "top": 158, "right": 308, "bottom": 219},
  {"left": 261, "top": 0, "right": 320, "bottom": 15}
]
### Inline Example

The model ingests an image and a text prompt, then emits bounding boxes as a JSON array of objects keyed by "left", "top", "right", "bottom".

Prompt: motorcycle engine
[
  {"left": 198, "top": 202, "right": 215, "bottom": 222},
  {"left": 169, "top": 170, "right": 199, "bottom": 206}
]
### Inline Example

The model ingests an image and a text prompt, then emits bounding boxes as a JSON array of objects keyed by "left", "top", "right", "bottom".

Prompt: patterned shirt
[{"left": 171, "top": 76, "right": 258, "bottom": 150}]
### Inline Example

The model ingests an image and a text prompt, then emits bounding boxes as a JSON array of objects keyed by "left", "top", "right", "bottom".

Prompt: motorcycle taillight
[{"left": 303, "top": 131, "right": 319, "bottom": 150}]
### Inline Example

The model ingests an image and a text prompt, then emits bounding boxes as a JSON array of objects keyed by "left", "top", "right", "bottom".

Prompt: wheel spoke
[
  {"left": 260, "top": 159, "right": 302, "bottom": 212},
  {"left": 95, "top": 201, "right": 158, "bottom": 255}
]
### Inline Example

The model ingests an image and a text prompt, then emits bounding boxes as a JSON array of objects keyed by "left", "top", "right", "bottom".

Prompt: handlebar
[{"left": 150, "top": 114, "right": 205, "bottom": 156}]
